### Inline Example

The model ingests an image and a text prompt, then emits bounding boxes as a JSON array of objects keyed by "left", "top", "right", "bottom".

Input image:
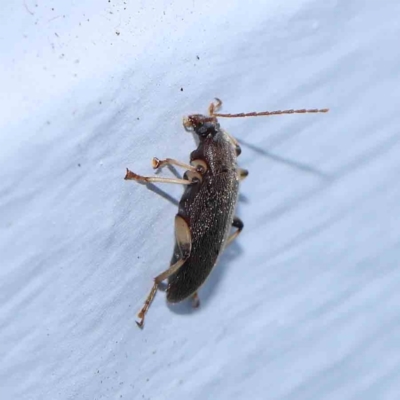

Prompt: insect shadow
[{"left": 239, "top": 139, "right": 333, "bottom": 181}]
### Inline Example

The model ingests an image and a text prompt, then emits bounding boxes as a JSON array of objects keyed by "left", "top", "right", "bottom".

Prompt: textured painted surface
[{"left": 1, "top": 1, "right": 400, "bottom": 399}]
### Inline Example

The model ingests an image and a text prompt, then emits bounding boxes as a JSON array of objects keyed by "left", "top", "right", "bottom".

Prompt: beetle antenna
[{"left": 212, "top": 108, "right": 329, "bottom": 118}]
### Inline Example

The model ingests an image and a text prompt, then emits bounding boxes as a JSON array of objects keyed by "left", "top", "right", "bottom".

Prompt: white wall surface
[{"left": 1, "top": 1, "right": 400, "bottom": 399}]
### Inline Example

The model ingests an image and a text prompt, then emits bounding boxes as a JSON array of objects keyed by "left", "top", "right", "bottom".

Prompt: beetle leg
[
  {"left": 191, "top": 292, "right": 200, "bottom": 308},
  {"left": 208, "top": 98, "right": 223, "bottom": 116},
  {"left": 226, "top": 217, "right": 244, "bottom": 247},
  {"left": 152, "top": 157, "right": 196, "bottom": 172},
  {"left": 136, "top": 215, "right": 192, "bottom": 328},
  {"left": 237, "top": 168, "right": 249, "bottom": 181},
  {"left": 125, "top": 168, "right": 191, "bottom": 185},
  {"left": 136, "top": 258, "right": 186, "bottom": 328}
]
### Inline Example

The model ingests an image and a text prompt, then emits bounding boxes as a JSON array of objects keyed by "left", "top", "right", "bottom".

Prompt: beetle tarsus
[
  {"left": 135, "top": 316, "right": 144, "bottom": 329},
  {"left": 124, "top": 168, "right": 146, "bottom": 182},
  {"left": 152, "top": 157, "right": 161, "bottom": 169},
  {"left": 136, "top": 282, "right": 159, "bottom": 328}
]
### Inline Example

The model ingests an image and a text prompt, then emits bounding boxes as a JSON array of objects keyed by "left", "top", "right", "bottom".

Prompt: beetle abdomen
[{"left": 167, "top": 172, "right": 239, "bottom": 303}]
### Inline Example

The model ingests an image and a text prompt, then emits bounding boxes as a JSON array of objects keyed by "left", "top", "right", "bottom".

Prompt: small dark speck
[
  {"left": 180, "top": 88, "right": 183, "bottom": 92},
  {"left": 78, "top": 163, "right": 81, "bottom": 167},
  {"left": 137, "top": 117, "right": 140, "bottom": 120},
  {"left": 116, "top": 31, "right": 120, "bottom": 36},
  {"left": 196, "top": 55, "right": 199, "bottom": 60},
  {"left": 99, "top": 101, "right": 102, "bottom": 105}
]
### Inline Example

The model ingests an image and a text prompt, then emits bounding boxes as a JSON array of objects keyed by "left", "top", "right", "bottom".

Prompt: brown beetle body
[
  {"left": 167, "top": 123, "right": 240, "bottom": 302},
  {"left": 125, "top": 99, "right": 328, "bottom": 327}
]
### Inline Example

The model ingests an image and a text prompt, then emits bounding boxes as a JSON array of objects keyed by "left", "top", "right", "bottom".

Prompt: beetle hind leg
[
  {"left": 136, "top": 257, "right": 187, "bottom": 328},
  {"left": 135, "top": 215, "right": 192, "bottom": 328}
]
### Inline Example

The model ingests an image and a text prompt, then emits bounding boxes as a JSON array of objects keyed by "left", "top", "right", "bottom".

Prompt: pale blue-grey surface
[{"left": 1, "top": 1, "right": 400, "bottom": 399}]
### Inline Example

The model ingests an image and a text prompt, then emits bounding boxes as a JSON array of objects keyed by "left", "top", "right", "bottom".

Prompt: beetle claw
[
  {"left": 124, "top": 168, "right": 147, "bottom": 182},
  {"left": 135, "top": 320, "right": 144, "bottom": 329},
  {"left": 135, "top": 313, "right": 145, "bottom": 328},
  {"left": 152, "top": 157, "right": 161, "bottom": 169}
]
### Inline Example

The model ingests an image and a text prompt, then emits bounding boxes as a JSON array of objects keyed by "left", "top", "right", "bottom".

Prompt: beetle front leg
[
  {"left": 208, "top": 98, "right": 223, "bottom": 116},
  {"left": 152, "top": 157, "right": 196, "bottom": 172},
  {"left": 125, "top": 168, "right": 192, "bottom": 185},
  {"left": 136, "top": 215, "right": 192, "bottom": 328},
  {"left": 226, "top": 217, "right": 244, "bottom": 247}
]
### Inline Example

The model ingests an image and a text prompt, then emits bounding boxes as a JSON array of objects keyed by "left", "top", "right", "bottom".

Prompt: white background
[{"left": 1, "top": 1, "right": 400, "bottom": 399}]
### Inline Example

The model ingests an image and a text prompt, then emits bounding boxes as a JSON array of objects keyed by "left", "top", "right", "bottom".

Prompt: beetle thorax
[{"left": 191, "top": 130, "right": 237, "bottom": 175}]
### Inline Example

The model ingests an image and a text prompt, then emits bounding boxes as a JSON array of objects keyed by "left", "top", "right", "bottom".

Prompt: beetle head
[{"left": 183, "top": 114, "right": 220, "bottom": 138}]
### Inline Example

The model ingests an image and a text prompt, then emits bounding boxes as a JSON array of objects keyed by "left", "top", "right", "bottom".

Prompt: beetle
[{"left": 125, "top": 99, "right": 328, "bottom": 327}]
